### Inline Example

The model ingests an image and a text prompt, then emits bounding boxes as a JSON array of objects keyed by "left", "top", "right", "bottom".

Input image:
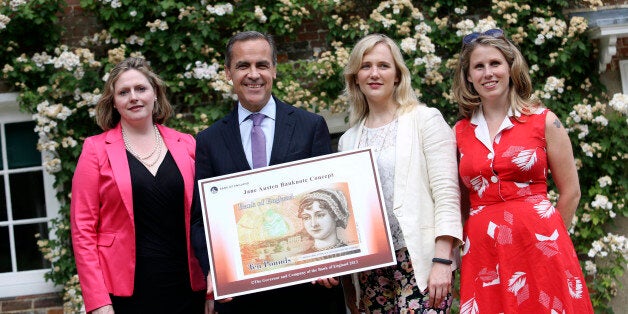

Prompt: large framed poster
[{"left": 198, "top": 148, "right": 395, "bottom": 299}]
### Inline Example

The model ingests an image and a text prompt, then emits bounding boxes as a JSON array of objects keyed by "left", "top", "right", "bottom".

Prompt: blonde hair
[
  {"left": 452, "top": 34, "right": 540, "bottom": 119},
  {"left": 343, "top": 34, "right": 420, "bottom": 126},
  {"left": 95, "top": 57, "right": 172, "bottom": 130}
]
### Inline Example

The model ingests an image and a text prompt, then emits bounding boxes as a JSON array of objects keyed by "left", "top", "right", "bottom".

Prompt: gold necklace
[{"left": 122, "top": 124, "right": 162, "bottom": 168}]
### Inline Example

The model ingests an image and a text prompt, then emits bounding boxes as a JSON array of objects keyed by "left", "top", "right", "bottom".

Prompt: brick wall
[
  {"left": 603, "top": 0, "right": 628, "bottom": 5},
  {"left": 609, "top": 37, "right": 628, "bottom": 71},
  {"left": 275, "top": 15, "right": 329, "bottom": 62},
  {"left": 0, "top": 293, "right": 63, "bottom": 314},
  {"left": 58, "top": 0, "right": 100, "bottom": 46}
]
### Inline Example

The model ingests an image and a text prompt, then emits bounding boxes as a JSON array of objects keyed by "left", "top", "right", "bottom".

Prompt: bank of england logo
[{"left": 210, "top": 186, "right": 218, "bottom": 194}]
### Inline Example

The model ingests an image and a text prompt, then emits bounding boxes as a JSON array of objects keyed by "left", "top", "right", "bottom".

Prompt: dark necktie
[{"left": 249, "top": 113, "right": 266, "bottom": 169}]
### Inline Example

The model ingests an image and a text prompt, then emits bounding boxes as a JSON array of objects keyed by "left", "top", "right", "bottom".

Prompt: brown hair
[
  {"left": 452, "top": 33, "right": 540, "bottom": 119},
  {"left": 95, "top": 57, "right": 172, "bottom": 130}
]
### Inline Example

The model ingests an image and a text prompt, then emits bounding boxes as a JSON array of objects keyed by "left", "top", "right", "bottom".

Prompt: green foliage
[
  {"left": 1, "top": 0, "right": 625, "bottom": 312},
  {"left": 0, "top": 0, "right": 65, "bottom": 69},
  {"left": 76, "top": 0, "right": 315, "bottom": 116}
]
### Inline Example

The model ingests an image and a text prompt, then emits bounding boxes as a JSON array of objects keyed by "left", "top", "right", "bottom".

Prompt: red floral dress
[{"left": 455, "top": 108, "right": 593, "bottom": 313}]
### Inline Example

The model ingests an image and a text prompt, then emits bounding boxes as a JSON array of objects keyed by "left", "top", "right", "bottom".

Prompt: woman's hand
[
  {"left": 429, "top": 236, "right": 455, "bottom": 309},
  {"left": 427, "top": 262, "right": 452, "bottom": 309},
  {"left": 91, "top": 305, "right": 114, "bottom": 314}
]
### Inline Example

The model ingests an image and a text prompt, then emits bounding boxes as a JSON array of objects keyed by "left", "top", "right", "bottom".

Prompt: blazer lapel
[
  {"left": 104, "top": 124, "right": 135, "bottom": 222},
  {"left": 352, "top": 120, "right": 366, "bottom": 150},
  {"left": 393, "top": 108, "right": 414, "bottom": 210},
  {"left": 222, "top": 108, "right": 251, "bottom": 170},
  {"left": 269, "top": 97, "right": 295, "bottom": 165}
]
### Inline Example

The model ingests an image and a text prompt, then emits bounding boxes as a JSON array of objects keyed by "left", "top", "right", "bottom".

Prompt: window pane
[
  {"left": 15, "top": 223, "right": 49, "bottom": 271},
  {"left": 6, "top": 121, "right": 41, "bottom": 169},
  {"left": 0, "top": 226, "right": 10, "bottom": 272},
  {"left": 10, "top": 171, "right": 46, "bottom": 220},
  {"left": 0, "top": 177, "right": 6, "bottom": 221},
  {"left": 0, "top": 126, "right": 3, "bottom": 170}
]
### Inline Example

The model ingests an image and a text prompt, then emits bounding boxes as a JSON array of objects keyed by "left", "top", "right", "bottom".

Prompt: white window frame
[
  {"left": 0, "top": 93, "right": 61, "bottom": 297},
  {"left": 620, "top": 60, "right": 628, "bottom": 94}
]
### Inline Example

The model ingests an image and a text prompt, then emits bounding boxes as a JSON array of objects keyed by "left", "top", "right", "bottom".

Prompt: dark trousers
[{"left": 215, "top": 282, "right": 346, "bottom": 314}]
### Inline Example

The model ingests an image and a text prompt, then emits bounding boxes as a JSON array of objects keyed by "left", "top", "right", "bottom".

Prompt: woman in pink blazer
[{"left": 71, "top": 57, "right": 206, "bottom": 313}]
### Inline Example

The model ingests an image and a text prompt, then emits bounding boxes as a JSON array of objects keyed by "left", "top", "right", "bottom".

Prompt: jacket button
[{"left": 491, "top": 176, "right": 498, "bottom": 183}]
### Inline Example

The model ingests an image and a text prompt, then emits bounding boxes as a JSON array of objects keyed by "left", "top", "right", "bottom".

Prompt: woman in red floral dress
[{"left": 452, "top": 29, "right": 593, "bottom": 313}]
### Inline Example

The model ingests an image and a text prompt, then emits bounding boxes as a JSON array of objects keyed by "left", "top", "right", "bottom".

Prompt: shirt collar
[
  {"left": 470, "top": 105, "right": 520, "bottom": 126},
  {"left": 238, "top": 97, "right": 277, "bottom": 124},
  {"left": 470, "top": 105, "right": 517, "bottom": 152}
]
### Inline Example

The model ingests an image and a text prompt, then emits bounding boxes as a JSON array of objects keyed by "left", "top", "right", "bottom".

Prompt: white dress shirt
[{"left": 238, "top": 98, "right": 276, "bottom": 168}]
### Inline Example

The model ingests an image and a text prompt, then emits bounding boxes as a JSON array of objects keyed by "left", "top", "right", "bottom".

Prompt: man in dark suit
[{"left": 191, "top": 31, "right": 346, "bottom": 314}]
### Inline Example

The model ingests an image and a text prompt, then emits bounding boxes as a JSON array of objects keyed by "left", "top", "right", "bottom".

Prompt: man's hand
[{"left": 311, "top": 277, "right": 340, "bottom": 288}]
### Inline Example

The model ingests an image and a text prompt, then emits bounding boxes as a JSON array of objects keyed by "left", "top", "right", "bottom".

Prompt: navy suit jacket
[{"left": 191, "top": 96, "right": 345, "bottom": 313}]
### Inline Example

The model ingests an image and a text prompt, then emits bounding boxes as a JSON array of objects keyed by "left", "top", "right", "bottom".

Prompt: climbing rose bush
[{"left": 1, "top": 0, "right": 625, "bottom": 312}]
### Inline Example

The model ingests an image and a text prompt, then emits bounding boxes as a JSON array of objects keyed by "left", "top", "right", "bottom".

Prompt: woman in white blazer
[{"left": 338, "top": 34, "right": 462, "bottom": 313}]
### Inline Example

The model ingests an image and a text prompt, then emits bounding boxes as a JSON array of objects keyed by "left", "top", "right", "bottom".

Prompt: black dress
[{"left": 111, "top": 151, "right": 204, "bottom": 313}]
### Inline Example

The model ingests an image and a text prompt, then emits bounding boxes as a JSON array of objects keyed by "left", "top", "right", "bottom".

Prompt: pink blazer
[{"left": 70, "top": 123, "right": 205, "bottom": 312}]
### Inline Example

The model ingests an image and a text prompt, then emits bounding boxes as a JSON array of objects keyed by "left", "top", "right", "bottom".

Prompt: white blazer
[{"left": 338, "top": 104, "right": 462, "bottom": 291}]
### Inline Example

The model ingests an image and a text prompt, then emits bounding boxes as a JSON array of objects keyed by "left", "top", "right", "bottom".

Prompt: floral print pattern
[{"left": 358, "top": 248, "right": 452, "bottom": 314}]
